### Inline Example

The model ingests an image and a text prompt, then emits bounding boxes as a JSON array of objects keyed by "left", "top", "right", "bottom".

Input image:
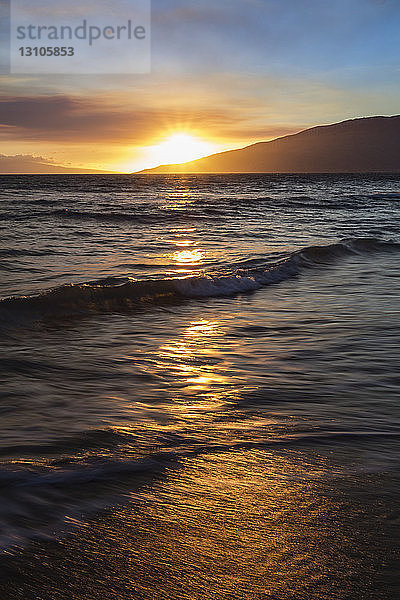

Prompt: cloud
[
  {"left": 0, "top": 92, "right": 301, "bottom": 145},
  {"left": 0, "top": 96, "right": 144, "bottom": 142},
  {"left": 0, "top": 154, "right": 111, "bottom": 173}
]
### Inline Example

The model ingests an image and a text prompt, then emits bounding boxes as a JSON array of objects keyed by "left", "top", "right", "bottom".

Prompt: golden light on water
[
  {"left": 164, "top": 227, "right": 205, "bottom": 271},
  {"left": 173, "top": 249, "right": 203, "bottom": 265},
  {"left": 185, "top": 320, "right": 218, "bottom": 336},
  {"left": 175, "top": 239, "right": 195, "bottom": 247},
  {"left": 114, "top": 449, "right": 336, "bottom": 600},
  {"left": 162, "top": 180, "right": 194, "bottom": 211},
  {"left": 151, "top": 317, "right": 247, "bottom": 413}
]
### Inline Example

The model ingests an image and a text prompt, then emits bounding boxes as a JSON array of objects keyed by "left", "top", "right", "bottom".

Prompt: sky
[{"left": 1, "top": 0, "right": 399, "bottom": 172}]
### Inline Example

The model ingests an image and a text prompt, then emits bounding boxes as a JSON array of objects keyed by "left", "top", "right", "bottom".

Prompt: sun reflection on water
[
  {"left": 162, "top": 226, "right": 206, "bottom": 273},
  {"left": 153, "top": 318, "right": 245, "bottom": 413},
  {"left": 174, "top": 239, "right": 195, "bottom": 247},
  {"left": 162, "top": 180, "right": 194, "bottom": 211},
  {"left": 172, "top": 249, "right": 204, "bottom": 265}
]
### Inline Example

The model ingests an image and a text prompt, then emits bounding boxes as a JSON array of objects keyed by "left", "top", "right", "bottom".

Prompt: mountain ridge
[{"left": 137, "top": 115, "right": 400, "bottom": 174}]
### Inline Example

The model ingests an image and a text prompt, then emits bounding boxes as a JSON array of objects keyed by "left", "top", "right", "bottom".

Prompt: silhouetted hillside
[{"left": 139, "top": 116, "right": 400, "bottom": 174}]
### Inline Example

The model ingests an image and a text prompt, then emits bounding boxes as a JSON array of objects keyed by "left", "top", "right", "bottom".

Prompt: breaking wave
[
  {"left": 0, "top": 427, "right": 398, "bottom": 551},
  {"left": 1, "top": 237, "right": 399, "bottom": 321}
]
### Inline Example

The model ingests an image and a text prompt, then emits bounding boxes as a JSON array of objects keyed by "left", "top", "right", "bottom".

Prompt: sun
[{"left": 148, "top": 133, "right": 215, "bottom": 166}]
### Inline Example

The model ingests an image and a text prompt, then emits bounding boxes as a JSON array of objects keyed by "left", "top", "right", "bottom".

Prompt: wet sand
[{"left": 1, "top": 446, "right": 399, "bottom": 600}]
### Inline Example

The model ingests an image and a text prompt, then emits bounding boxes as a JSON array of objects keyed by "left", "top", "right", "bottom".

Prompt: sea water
[{"left": 1, "top": 174, "right": 400, "bottom": 598}]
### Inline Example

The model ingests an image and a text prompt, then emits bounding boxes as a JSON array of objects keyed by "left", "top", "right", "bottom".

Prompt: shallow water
[{"left": 1, "top": 174, "right": 400, "bottom": 597}]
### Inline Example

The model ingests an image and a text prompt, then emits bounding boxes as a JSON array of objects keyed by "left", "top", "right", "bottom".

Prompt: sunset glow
[
  {"left": 1, "top": 0, "right": 399, "bottom": 175},
  {"left": 147, "top": 133, "right": 216, "bottom": 166}
]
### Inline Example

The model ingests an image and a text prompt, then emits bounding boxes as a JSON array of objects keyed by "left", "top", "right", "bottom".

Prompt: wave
[
  {"left": 28, "top": 198, "right": 59, "bottom": 206},
  {"left": 0, "top": 452, "right": 176, "bottom": 552},
  {"left": 368, "top": 192, "right": 400, "bottom": 200},
  {"left": 0, "top": 426, "right": 398, "bottom": 550},
  {"left": 1, "top": 237, "right": 399, "bottom": 321},
  {"left": 52, "top": 207, "right": 217, "bottom": 224},
  {"left": 0, "top": 248, "right": 59, "bottom": 258},
  {"left": 2, "top": 428, "right": 399, "bottom": 489}
]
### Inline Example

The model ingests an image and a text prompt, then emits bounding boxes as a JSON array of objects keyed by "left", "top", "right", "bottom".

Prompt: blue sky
[{"left": 153, "top": 0, "right": 400, "bottom": 73}]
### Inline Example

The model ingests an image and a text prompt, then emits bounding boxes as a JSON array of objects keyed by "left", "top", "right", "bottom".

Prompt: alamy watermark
[{"left": 1, "top": 0, "right": 151, "bottom": 74}]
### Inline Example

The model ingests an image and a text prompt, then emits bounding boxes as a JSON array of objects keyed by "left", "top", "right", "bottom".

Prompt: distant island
[
  {"left": 138, "top": 115, "right": 400, "bottom": 174},
  {"left": 0, "top": 154, "right": 113, "bottom": 174}
]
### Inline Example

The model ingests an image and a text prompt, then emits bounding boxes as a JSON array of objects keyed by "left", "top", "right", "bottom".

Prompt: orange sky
[{"left": 1, "top": 1, "right": 400, "bottom": 172}]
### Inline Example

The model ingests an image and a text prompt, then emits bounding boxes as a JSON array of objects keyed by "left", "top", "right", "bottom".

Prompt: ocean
[{"left": 1, "top": 173, "right": 400, "bottom": 599}]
